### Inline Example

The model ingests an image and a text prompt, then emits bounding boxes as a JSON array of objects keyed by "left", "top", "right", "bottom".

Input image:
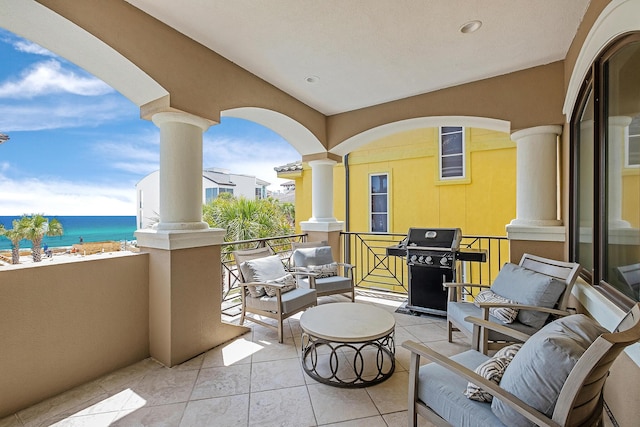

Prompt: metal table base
[{"left": 301, "top": 330, "right": 395, "bottom": 388}]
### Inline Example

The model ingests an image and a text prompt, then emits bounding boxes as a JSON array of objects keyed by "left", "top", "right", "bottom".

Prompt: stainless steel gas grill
[
  {"left": 403, "top": 228, "right": 462, "bottom": 315},
  {"left": 387, "top": 227, "right": 487, "bottom": 316}
]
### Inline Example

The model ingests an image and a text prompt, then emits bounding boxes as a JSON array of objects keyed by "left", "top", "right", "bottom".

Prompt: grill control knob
[
  {"left": 410, "top": 255, "right": 417, "bottom": 263},
  {"left": 418, "top": 256, "right": 424, "bottom": 263},
  {"left": 426, "top": 256, "right": 433, "bottom": 265},
  {"left": 440, "top": 257, "right": 448, "bottom": 266}
]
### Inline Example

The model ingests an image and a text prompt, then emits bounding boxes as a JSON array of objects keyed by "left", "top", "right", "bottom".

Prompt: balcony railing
[
  {"left": 341, "top": 232, "right": 509, "bottom": 295},
  {"left": 220, "top": 232, "right": 508, "bottom": 318}
]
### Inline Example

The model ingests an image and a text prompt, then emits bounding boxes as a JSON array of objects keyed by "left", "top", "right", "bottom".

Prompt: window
[
  {"left": 205, "top": 187, "right": 233, "bottom": 204},
  {"left": 370, "top": 174, "right": 388, "bottom": 233},
  {"left": 627, "top": 116, "right": 640, "bottom": 167},
  {"left": 571, "top": 33, "right": 640, "bottom": 307},
  {"left": 439, "top": 126, "right": 465, "bottom": 179},
  {"left": 255, "top": 187, "right": 264, "bottom": 199}
]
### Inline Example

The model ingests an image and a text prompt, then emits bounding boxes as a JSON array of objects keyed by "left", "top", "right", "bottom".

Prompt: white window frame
[
  {"left": 625, "top": 116, "right": 640, "bottom": 168},
  {"left": 439, "top": 126, "right": 466, "bottom": 179},
  {"left": 369, "top": 173, "right": 389, "bottom": 233}
]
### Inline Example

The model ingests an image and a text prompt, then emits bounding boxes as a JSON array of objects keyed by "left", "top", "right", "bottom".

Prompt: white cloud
[
  {"left": 0, "top": 59, "right": 113, "bottom": 98},
  {"left": 0, "top": 174, "right": 136, "bottom": 216},
  {"left": 0, "top": 97, "right": 133, "bottom": 131},
  {"left": 13, "top": 40, "right": 56, "bottom": 57},
  {"left": 203, "top": 134, "right": 300, "bottom": 191},
  {"left": 92, "top": 129, "right": 160, "bottom": 177}
]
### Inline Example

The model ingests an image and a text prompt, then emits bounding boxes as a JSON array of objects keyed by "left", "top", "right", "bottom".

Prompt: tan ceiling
[{"left": 126, "top": 0, "right": 591, "bottom": 116}]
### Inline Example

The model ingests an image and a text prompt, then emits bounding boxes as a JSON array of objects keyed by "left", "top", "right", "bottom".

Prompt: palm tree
[
  {"left": 0, "top": 219, "right": 26, "bottom": 264},
  {"left": 203, "top": 196, "right": 294, "bottom": 242},
  {"left": 19, "top": 214, "right": 64, "bottom": 262}
]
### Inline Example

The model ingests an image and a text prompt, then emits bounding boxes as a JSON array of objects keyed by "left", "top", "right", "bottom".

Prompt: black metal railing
[
  {"left": 458, "top": 234, "right": 510, "bottom": 284},
  {"left": 341, "top": 232, "right": 509, "bottom": 294},
  {"left": 341, "top": 232, "right": 408, "bottom": 294},
  {"left": 219, "top": 231, "right": 508, "bottom": 318}
]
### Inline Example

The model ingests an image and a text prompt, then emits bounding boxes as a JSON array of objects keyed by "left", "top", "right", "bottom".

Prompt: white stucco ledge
[
  {"left": 505, "top": 225, "right": 566, "bottom": 242},
  {"left": 572, "top": 279, "right": 640, "bottom": 367},
  {"left": 299, "top": 220, "right": 345, "bottom": 233},
  {"left": 135, "top": 228, "right": 226, "bottom": 250}
]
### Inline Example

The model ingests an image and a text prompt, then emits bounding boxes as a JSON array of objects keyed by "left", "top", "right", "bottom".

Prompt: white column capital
[
  {"left": 152, "top": 111, "right": 212, "bottom": 131},
  {"left": 511, "top": 125, "right": 562, "bottom": 141}
]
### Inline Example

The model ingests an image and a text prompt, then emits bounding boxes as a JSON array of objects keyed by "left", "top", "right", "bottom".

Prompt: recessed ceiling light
[
  {"left": 460, "top": 20, "right": 482, "bottom": 34},
  {"left": 305, "top": 75, "right": 320, "bottom": 84}
]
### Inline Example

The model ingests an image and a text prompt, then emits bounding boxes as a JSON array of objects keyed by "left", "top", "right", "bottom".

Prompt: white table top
[{"left": 300, "top": 302, "right": 395, "bottom": 342}]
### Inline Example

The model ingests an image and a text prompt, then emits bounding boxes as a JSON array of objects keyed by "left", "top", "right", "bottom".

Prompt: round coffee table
[{"left": 299, "top": 302, "right": 395, "bottom": 388}]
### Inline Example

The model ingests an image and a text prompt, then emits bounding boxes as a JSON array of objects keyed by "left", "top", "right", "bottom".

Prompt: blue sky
[{"left": 0, "top": 29, "right": 300, "bottom": 216}]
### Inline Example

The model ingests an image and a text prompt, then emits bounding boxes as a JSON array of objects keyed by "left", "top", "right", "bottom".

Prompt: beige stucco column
[
  {"left": 506, "top": 125, "right": 565, "bottom": 260},
  {"left": 135, "top": 111, "right": 248, "bottom": 367},
  {"left": 300, "top": 159, "right": 344, "bottom": 257}
]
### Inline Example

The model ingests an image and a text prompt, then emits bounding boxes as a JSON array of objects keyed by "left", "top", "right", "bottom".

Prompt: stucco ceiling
[{"left": 126, "top": 0, "right": 591, "bottom": 116}]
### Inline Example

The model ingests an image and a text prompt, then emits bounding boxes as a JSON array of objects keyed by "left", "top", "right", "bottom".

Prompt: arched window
[{"left": 571, "top": 33, "right": 640, "bottom": 308}]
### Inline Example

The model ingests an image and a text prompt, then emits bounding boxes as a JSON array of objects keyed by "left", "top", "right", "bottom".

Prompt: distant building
[
  {"left": 136, "top": 167, "right": 270, "bottom": 229},
  {"left": 272, "top": 162, "right": 301, "bottom": 205}
]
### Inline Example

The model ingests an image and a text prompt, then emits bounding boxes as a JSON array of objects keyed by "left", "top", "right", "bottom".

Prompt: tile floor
[{"left": 0, "top": 294, "right": 473, "bottom": 427}]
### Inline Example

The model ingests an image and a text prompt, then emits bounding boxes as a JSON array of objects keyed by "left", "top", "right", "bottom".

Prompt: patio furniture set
[{"left": 233, "top": 245, "right": 640, "bottom": 426}]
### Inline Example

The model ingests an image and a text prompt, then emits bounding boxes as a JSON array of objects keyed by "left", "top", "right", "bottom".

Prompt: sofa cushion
[
  {"left": 490, "top": 263, "right": 566, "bottom": 329},
  {"left": 465, "top": 343, "right": 522, "bottom": 402},
  {"left": 418, "top": 350, "right": 508, "bottom": 427},
  {"left": 293, "top": 246, "right": 334, "bottom": 267},
  {"left": 240, "top": 255, "right": 287, "bottom": 298},
  {"left": 491, "top": 314, "right": 608, "bottom": 427},
  {"left": 241, "top": 255, "right": 287, "bottom": 282},
  {"left": 245, "top": 287, "right": 317, "bottom": 314},
  {"left": 474, "top": 290, "right": 519, "bottom": 323}
]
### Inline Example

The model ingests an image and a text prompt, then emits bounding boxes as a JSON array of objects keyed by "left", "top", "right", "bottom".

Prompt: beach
[{"left": 0, "top": 241, "right": 139, "bottom": 268}]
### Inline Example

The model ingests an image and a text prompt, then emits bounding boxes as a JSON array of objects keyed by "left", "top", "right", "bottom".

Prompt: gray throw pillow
[
  {"left": 293, "top": 246, "right": 334, "bottom": 267},
  {"left": 491, "top": 314, "right": 608, "bottom": 427},
  {"left": 240, "top": 255, "right": 288, "bottom": 298},
  {"left": 490, "top": 263, "right": 566, "bottom": 329}
]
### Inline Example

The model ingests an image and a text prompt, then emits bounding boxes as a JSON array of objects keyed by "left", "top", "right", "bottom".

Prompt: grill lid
[{"left": 406, "top": 227, "right": 462, "bottom": 250}]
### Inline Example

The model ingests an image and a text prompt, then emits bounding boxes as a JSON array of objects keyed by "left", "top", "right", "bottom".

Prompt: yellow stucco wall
[{"left": 291, "top": 127, "right": 516, "bottom": 237}]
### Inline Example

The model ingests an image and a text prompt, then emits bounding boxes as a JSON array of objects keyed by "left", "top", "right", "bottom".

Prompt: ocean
[{"left": 0, "top": 216, "right": 137, "bottom": 250}]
